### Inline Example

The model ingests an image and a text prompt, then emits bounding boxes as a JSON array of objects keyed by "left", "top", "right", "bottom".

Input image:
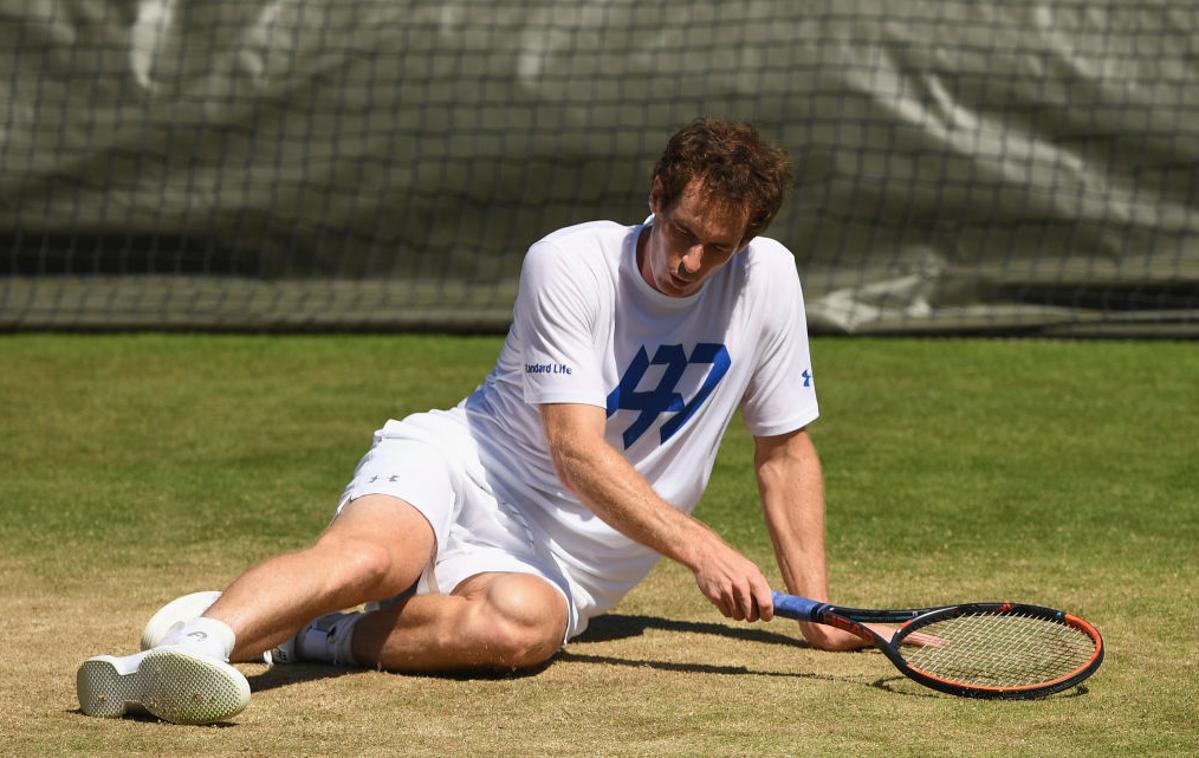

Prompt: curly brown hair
[{"left": 652, "top": 118, "right": 793, "bottom": 241}]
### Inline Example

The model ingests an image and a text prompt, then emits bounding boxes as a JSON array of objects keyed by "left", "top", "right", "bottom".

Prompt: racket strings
[{"left": 900, "top": 612, "right": 1096, "bottom": 688}]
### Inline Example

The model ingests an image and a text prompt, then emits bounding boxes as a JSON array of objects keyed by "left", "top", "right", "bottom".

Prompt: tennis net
[{"left": 2, "top": 0, "right": 1197, "bottom": 335}]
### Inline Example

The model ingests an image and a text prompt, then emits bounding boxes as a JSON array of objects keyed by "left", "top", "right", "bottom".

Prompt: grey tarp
[{"left": 2, "top": 1, "right": 1197, "bottom": 334}]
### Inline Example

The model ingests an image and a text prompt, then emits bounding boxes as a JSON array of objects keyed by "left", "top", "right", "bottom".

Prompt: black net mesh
[{"left": 2, "top": 1, "right": 1197, "bottom": 335}]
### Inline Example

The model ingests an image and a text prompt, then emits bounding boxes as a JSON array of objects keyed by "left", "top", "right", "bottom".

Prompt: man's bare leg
[
  {"left": 351, "top": 572, "right": 569, "bottom": 671},
  {"left": 76, "top": 494, "right": 430, "bottom": 724},
  {"left": 201, "top": 494, "right": 436, "bottom": 660},
  {"left": 78, "top": 496, "right": 568, "bottom": 723}
]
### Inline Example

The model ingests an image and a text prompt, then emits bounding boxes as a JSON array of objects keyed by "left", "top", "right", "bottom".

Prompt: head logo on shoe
[{"left": 187, "top": 631, "right": 208, "bottom": 642}]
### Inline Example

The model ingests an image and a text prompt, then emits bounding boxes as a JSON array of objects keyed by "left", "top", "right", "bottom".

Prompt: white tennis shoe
[
  {"left": 140, "top": 590, "right": 223, "bottom": 652},
  {"left": 140, "top": 590, "right": 297, "bottom": 665},
  {"left": 140, "top": 590, "right": 375, "bottom": 667},
  {"left": 76, "top": 646, "right": 251, "bottom": 725},
  {"left": 287, "top": 610, "right": 363, "bottom": 666}
]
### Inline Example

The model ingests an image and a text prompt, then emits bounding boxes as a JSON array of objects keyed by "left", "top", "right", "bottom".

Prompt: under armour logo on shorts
[{"left": 605, "top": 343, "right": 730, "bottom": 448}]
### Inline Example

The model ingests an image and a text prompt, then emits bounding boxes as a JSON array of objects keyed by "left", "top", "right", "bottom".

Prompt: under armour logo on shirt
[{"left": 606, "top": 343, "right": 731, "bottom": 448}]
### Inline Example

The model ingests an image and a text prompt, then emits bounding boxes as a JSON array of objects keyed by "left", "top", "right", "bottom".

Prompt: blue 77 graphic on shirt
[{"left": 605, "top": 343, "right": 731, "bottom": 449}]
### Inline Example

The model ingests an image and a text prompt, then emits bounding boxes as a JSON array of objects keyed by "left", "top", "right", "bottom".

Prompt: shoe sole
[{"left": 77, "top": 647, "right": 250, "bottom": 725}]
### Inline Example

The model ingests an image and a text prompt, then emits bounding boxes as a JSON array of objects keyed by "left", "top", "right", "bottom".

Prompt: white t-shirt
[{"left": 459, "top": 216, "right": 818, "bottom": 619}]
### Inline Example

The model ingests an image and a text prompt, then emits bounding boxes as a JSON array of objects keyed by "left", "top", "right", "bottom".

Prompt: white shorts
[{"left": 336, "top": 411, "right": 580, "bottom": 640}]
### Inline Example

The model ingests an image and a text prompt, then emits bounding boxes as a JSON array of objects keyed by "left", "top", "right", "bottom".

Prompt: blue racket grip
[{"left": 772, "top": 592, "right": 827, "bottom": 621}]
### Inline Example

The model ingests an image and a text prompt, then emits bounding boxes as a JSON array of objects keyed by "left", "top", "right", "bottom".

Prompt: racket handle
[{"left": 771, "top": 592, "right": 826, "bottom": 621}]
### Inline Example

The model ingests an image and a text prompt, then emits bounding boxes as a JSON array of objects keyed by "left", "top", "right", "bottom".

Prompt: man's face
[{"left": 639, "top": 177, "right": 751, "bottom": 298}]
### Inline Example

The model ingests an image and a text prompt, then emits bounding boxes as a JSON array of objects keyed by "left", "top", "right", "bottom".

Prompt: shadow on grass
[
  {"left": 246, "top": 662, "right": 358, "bottom": 693},
  {"left": 868, "top": 675, "right": 1091, "bottom": 700},
  {"left": 66, "top": 706, "right": 241, "bottom": 727},
  {"left": 556, "top": 649, "right": 859, "bottom": 683},
  {"left": 559, "top": 612, "right": 929, "bottom": 696},
  {"left": 572, "top": 612, "right": 811, "bottom": 647},
  {"left": 245, "top": 655, "right": 554, "bottom": 693}
]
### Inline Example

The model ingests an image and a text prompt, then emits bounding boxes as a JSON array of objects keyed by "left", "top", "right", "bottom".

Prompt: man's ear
[{"left": 648, "top": 176, "right": 664, "bottom": 215}]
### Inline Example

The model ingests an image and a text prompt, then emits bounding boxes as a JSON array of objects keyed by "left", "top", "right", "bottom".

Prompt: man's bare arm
[
  {"left": 541, "top": 402, "right": 773, "bottom": 622},
  {"left": 755, "top": 428, "right": 869, "bottom": 650}
]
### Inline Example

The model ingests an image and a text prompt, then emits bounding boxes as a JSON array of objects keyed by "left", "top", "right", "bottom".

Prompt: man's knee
[
  {"left": 311, "top": 534, "right": 396, "bottom": 594},
  {"left": 468, "top": 574, "right": 567, "bottom": 669},
  {"left": 309, "top": 496, "right": 435, "bottom": 598}
]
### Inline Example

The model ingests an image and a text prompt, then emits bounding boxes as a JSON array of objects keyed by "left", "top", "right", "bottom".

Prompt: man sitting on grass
[{"left": 77, "top": 118, "right": 867, "bottom": 725}]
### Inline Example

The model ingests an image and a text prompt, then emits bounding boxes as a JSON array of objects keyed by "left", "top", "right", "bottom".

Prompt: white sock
[
  {"left": 158, "top": 616, "right": 237, "bottom": 661},
  {"left": 295, "top": 611, "right": 364, "bottom": 667}
]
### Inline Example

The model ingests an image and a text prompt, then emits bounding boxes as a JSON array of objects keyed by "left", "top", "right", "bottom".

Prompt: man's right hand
[{"left": 687, "top": 532, "right": 775, "bottom": 623}]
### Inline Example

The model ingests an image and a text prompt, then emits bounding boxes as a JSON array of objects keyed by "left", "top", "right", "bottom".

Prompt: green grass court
[{"left": 1, "top": 334, "right": 1195, "bottom": 755}]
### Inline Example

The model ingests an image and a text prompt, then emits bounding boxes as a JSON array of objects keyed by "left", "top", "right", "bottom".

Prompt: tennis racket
[{"left": 772, "top": 592, "right": 1104, "bottom": 699}]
